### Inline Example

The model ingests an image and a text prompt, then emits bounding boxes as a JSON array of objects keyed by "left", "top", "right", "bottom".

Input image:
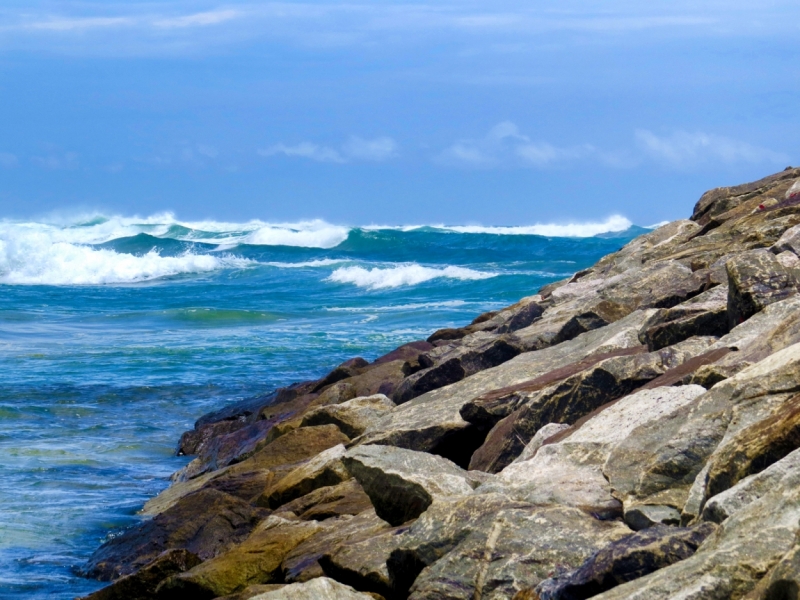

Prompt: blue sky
[{"left": 0, "top": 1, "right": 798, "bottom": 226}]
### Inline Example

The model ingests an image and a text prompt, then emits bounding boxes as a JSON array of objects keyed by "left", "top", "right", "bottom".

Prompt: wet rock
[
  {"left": 246, "top": 577, "right": 377, "bottom": 599},
  {"left": 342, "top": 445, "right": 476, "bottom": 526},
  {"left": 389, "top": 496, "right": 631, "bottom": 600},
  {"left": 274, "top": 479, "right": 374, "bottom": 521},
  {"left": 534, "top": 523, "right": 717, "bottom": 600},
  {"left": 372, "top": 341, "right": 433, "bottom": 367},
  {"left": 301, "top": 395, "right": 396, "bottom": 438},
  {"left": 79, "top": 549, "right": 201, "bottom": 600},
  {"left": 282, "top": 511, "right": 390, "bottom": 583},
  {"left": 85, "top": 489, "right": 267, "bottom": 581},
  {"left": 176, "top": 420, "right": 273, "bottom": 481},
  {"left": 469, "top": 339, "right": 714, "bottom": 473},
  {"left": 478, "top": 386, "right": 706, "bottom": 516},
  {"left": 159, "top": 516, "right": 322, "bottom": 598},
  {"left": 727, "top": 250, "right": 800, "bottom": 327},
  {"left": 260, "top": 444, "right": 350, "bottom": 509},
  {"left": 178, "top": 418, "right": 249, "bottom": 457},
  {"left": 313, "top": 358, "right": 370, "bottom": 392}
]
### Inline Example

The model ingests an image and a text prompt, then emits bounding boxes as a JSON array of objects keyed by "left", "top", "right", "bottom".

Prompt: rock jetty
[{"left": 83, "top": 167, "right": 800, "bottom": 599}]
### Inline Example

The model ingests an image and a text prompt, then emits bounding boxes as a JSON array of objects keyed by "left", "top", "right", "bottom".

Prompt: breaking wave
[{"left": 326, "top": 264, "right": 497, "bottom": 290}]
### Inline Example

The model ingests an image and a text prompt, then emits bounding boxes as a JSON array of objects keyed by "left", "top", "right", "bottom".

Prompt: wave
[
  {"left": 325, "top": 300, "right": 472, "bottom": 312},
  {"left": 326, "top": 264, "right": 497, "bottom": 290},
  {"left": 0, "top": 227, "right": 253, "bottom": 285},
  {"left": 1, "top": 213, "right": 637, "bottom": 253}
]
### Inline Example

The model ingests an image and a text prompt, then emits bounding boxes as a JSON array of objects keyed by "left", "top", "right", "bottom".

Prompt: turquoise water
[{"left": 0, "top": 215, "right": 644, "bottom": 598}]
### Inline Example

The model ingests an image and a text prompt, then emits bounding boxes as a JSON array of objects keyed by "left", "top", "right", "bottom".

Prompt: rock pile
[{"left": 83, "top": 167, "right": 800, "bottom": 599}]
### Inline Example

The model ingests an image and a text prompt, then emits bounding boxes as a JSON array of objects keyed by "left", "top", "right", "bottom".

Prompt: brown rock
[
  {"left": 281, "top": 510, "right": 390, "bottom": 583},
  {"left": 79, "top": 549, "right": 201, "bottom": 600},
  {"left": 726, "top": 250, "right": 800, "bottom": 327},
  {"left": 301, "top": 394, "right": 396, "bottom": 438},
  {"left": 274, "top": 479, "right": 374, "bottom": 521},
  {"left": 85, "top": 489, "right": 267, "bottom": 581},
  {"left": 705, "top": 393, "right": 800, "bottom": 499}
]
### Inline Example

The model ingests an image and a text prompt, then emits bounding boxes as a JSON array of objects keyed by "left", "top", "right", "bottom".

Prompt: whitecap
[
  {"left": 438, "top": 215, "right": 633, "bottom": 237},
  {"left": 326, "top": 300, "right": 473, "bottom": 312},
  {"left": 264, "top": 259, "right": 347, "bottom": 268},
  {"left": 326, "top": 264, "right": 497, "bottom": 290},
  {"left": 0, "top": 228, "right": 253, "bottom": 285}
]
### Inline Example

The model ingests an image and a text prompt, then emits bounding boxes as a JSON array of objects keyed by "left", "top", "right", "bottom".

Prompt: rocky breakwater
[{"left": 82, "top": 168, "right": 800, "bottom": 600}]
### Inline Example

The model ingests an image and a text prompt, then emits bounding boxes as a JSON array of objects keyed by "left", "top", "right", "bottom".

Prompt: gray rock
[
  {"left": 535, "top": 523, "right": 717, "bottom": 600},
  {"left": 342, "top": 445, "right": 477, "bottom": 526},
  {"left": 513, "top": 423, "right": 571, "bottom": 463},
  {"left": 355, "top": 310, "right": 657, "bottom": 468},
  {"left": 726, "top": 250, "right": 800, "bottom": 327},
  {"left": 771, "top": 223, "right": 800, "bottom": 256},
  {"left": 247, "top": 577, "right": 376, "bottom": 599},
  {"left": 301, "top": 394, "right": 396, "bottom": 439},
  {"left": 261, "top": 445, "right": 351, "bottom": 509}
]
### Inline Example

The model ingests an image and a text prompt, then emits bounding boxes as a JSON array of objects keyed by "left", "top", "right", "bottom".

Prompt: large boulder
[
  {"left": 274, "top": 479, "right": 374, "bottom": 521},
  {"left": 281, "top": 511, "right": 391, "bottom": 583},
  {"left": 590, "top": 451, "right": 800, "bottom": 599},
  {"left": 84, "top": 489, "right": 267, "bottom": 581},
  {"left": 260, "top": 444, "right": 351, "bottom": 509},
  {"left": 342, "top": 445, "right": 478, "bottom": 526},
  {"left": 79, "top": 549, "right": 201, "bottom": 600},
  {"left": 355, "top": 310, "right": 657, "bottom": 468},
  {"left": 158, "top": 516, "right": 323, "bottom": 598},
  {"left": 301, "top": 395, "right": 396, "bottom": 438},
  {"left": 534, "top": 523, "right": 717, "bottom": 600},
  {"left": 726, "top": 250, "right": 800, "bottom": 327},
  {"left": 388, "top": 495, "right": 631, "bottom": 599},
  {"left": 144, "top": 425, "right": 350, "bottom": 516},
  {"left": 246, "top": 577, "right": 377, "bottom": 599},
  {"left": 477, "top": 385, "right": 707, "bottom": 519},
  {"left": 468, "top": 338, "right": 714, "bottom": 473}
]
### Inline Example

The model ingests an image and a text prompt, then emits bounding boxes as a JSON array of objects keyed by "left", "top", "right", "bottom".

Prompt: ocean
[{"left": 0, "top": 214, "right": 645, "bottom": 598}]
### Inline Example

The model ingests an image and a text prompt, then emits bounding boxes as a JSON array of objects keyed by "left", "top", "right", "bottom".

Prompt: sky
[{"left": 0, "top": 0, "right": 798, "bottom": 226}]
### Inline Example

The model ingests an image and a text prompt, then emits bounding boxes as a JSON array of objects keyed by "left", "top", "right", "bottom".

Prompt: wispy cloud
[
  {"left": 438, "top": 121, "right": 592, "bottom": 168},
  {"left": 31, "top": 152, "right": 79, "bottom": 170},
  {"left": 26, "top": 16, "right": 133, "bottom": 31},
  {"left": 635, "top": 129, "right": 790, "bottom": 167},
  {"left": 153, "top": 10, "right": 242, "bottom": 29},
  {"left": 259, "top": 136, "right": 398, "bottom": 164},
  {"left": 0, "top": 153, "right": 18, "bottom": 168}
]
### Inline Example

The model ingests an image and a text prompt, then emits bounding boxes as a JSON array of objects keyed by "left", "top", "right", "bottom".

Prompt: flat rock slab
[
  {"left": 342, "top": 445, "right": 476, "bottom": 526},
  {"left": 273, "top": 479, "right": 374, "bottom": 521},
  {"left": 248, "top": 577, "right": 377, "bottom": 599},
  {"left": 302, "top": 394, "right": 396, "bottom": 438}
]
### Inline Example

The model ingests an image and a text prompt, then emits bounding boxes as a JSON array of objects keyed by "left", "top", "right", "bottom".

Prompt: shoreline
[{"left": 83, "top": 167, "right": 800, "bottom": 600}]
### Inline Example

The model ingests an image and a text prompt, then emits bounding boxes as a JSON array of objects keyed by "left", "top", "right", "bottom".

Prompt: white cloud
[
  {"left": 0, "top": 152, "right": 18, "bottom": 168},
  {"left": 636, "top": 129, "right": 790, "bottom": 167},
  {"left": 259, "top": 142, "right": 346, "bottom": 163},
  {"left": 153, "top": 10, "right": 241, "bottom": 29},
  {"left": 341, "top": 136, "right": 398, "bottom": 161},
  {"left": 438, "top": 121, "right": 591, "bottom": 168},
  {"left": 26, "top": 16, "right": 133, "bottom": 31},
  {"left": 31, "top": 152, "right": 79, "bottom": 169},
  {"left": 259, "top": 136, "right": 398, "bottom": 164}
]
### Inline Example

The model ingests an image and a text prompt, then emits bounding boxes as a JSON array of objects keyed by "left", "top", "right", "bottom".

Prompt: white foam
[
  {"left": 264, "top": 259, "right": 347, "bottom": 268},
  {"left": 0, "top": 227, "right": 252, "bottom": 285},
  {"left": 326, "top": 300, "right": 473, "bottom": 312},
  {"left": 327, "top": 264, "right": 497, "bottom": 290},
  {"left": 436, "top": 215, "right": 633, "bottom": 237}
]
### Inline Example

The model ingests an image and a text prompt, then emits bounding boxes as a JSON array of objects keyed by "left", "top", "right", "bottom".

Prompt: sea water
[{"left": 0, "top": 214, "right": 645, "bottom": 598}]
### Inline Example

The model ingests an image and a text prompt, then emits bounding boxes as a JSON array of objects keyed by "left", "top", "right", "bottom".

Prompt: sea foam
[
  {"left": 327, "top": 264, "right": 497, "bottom": 290},
  {"left": 0, "top": 228, "right": 252, "bottom": 285}
]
